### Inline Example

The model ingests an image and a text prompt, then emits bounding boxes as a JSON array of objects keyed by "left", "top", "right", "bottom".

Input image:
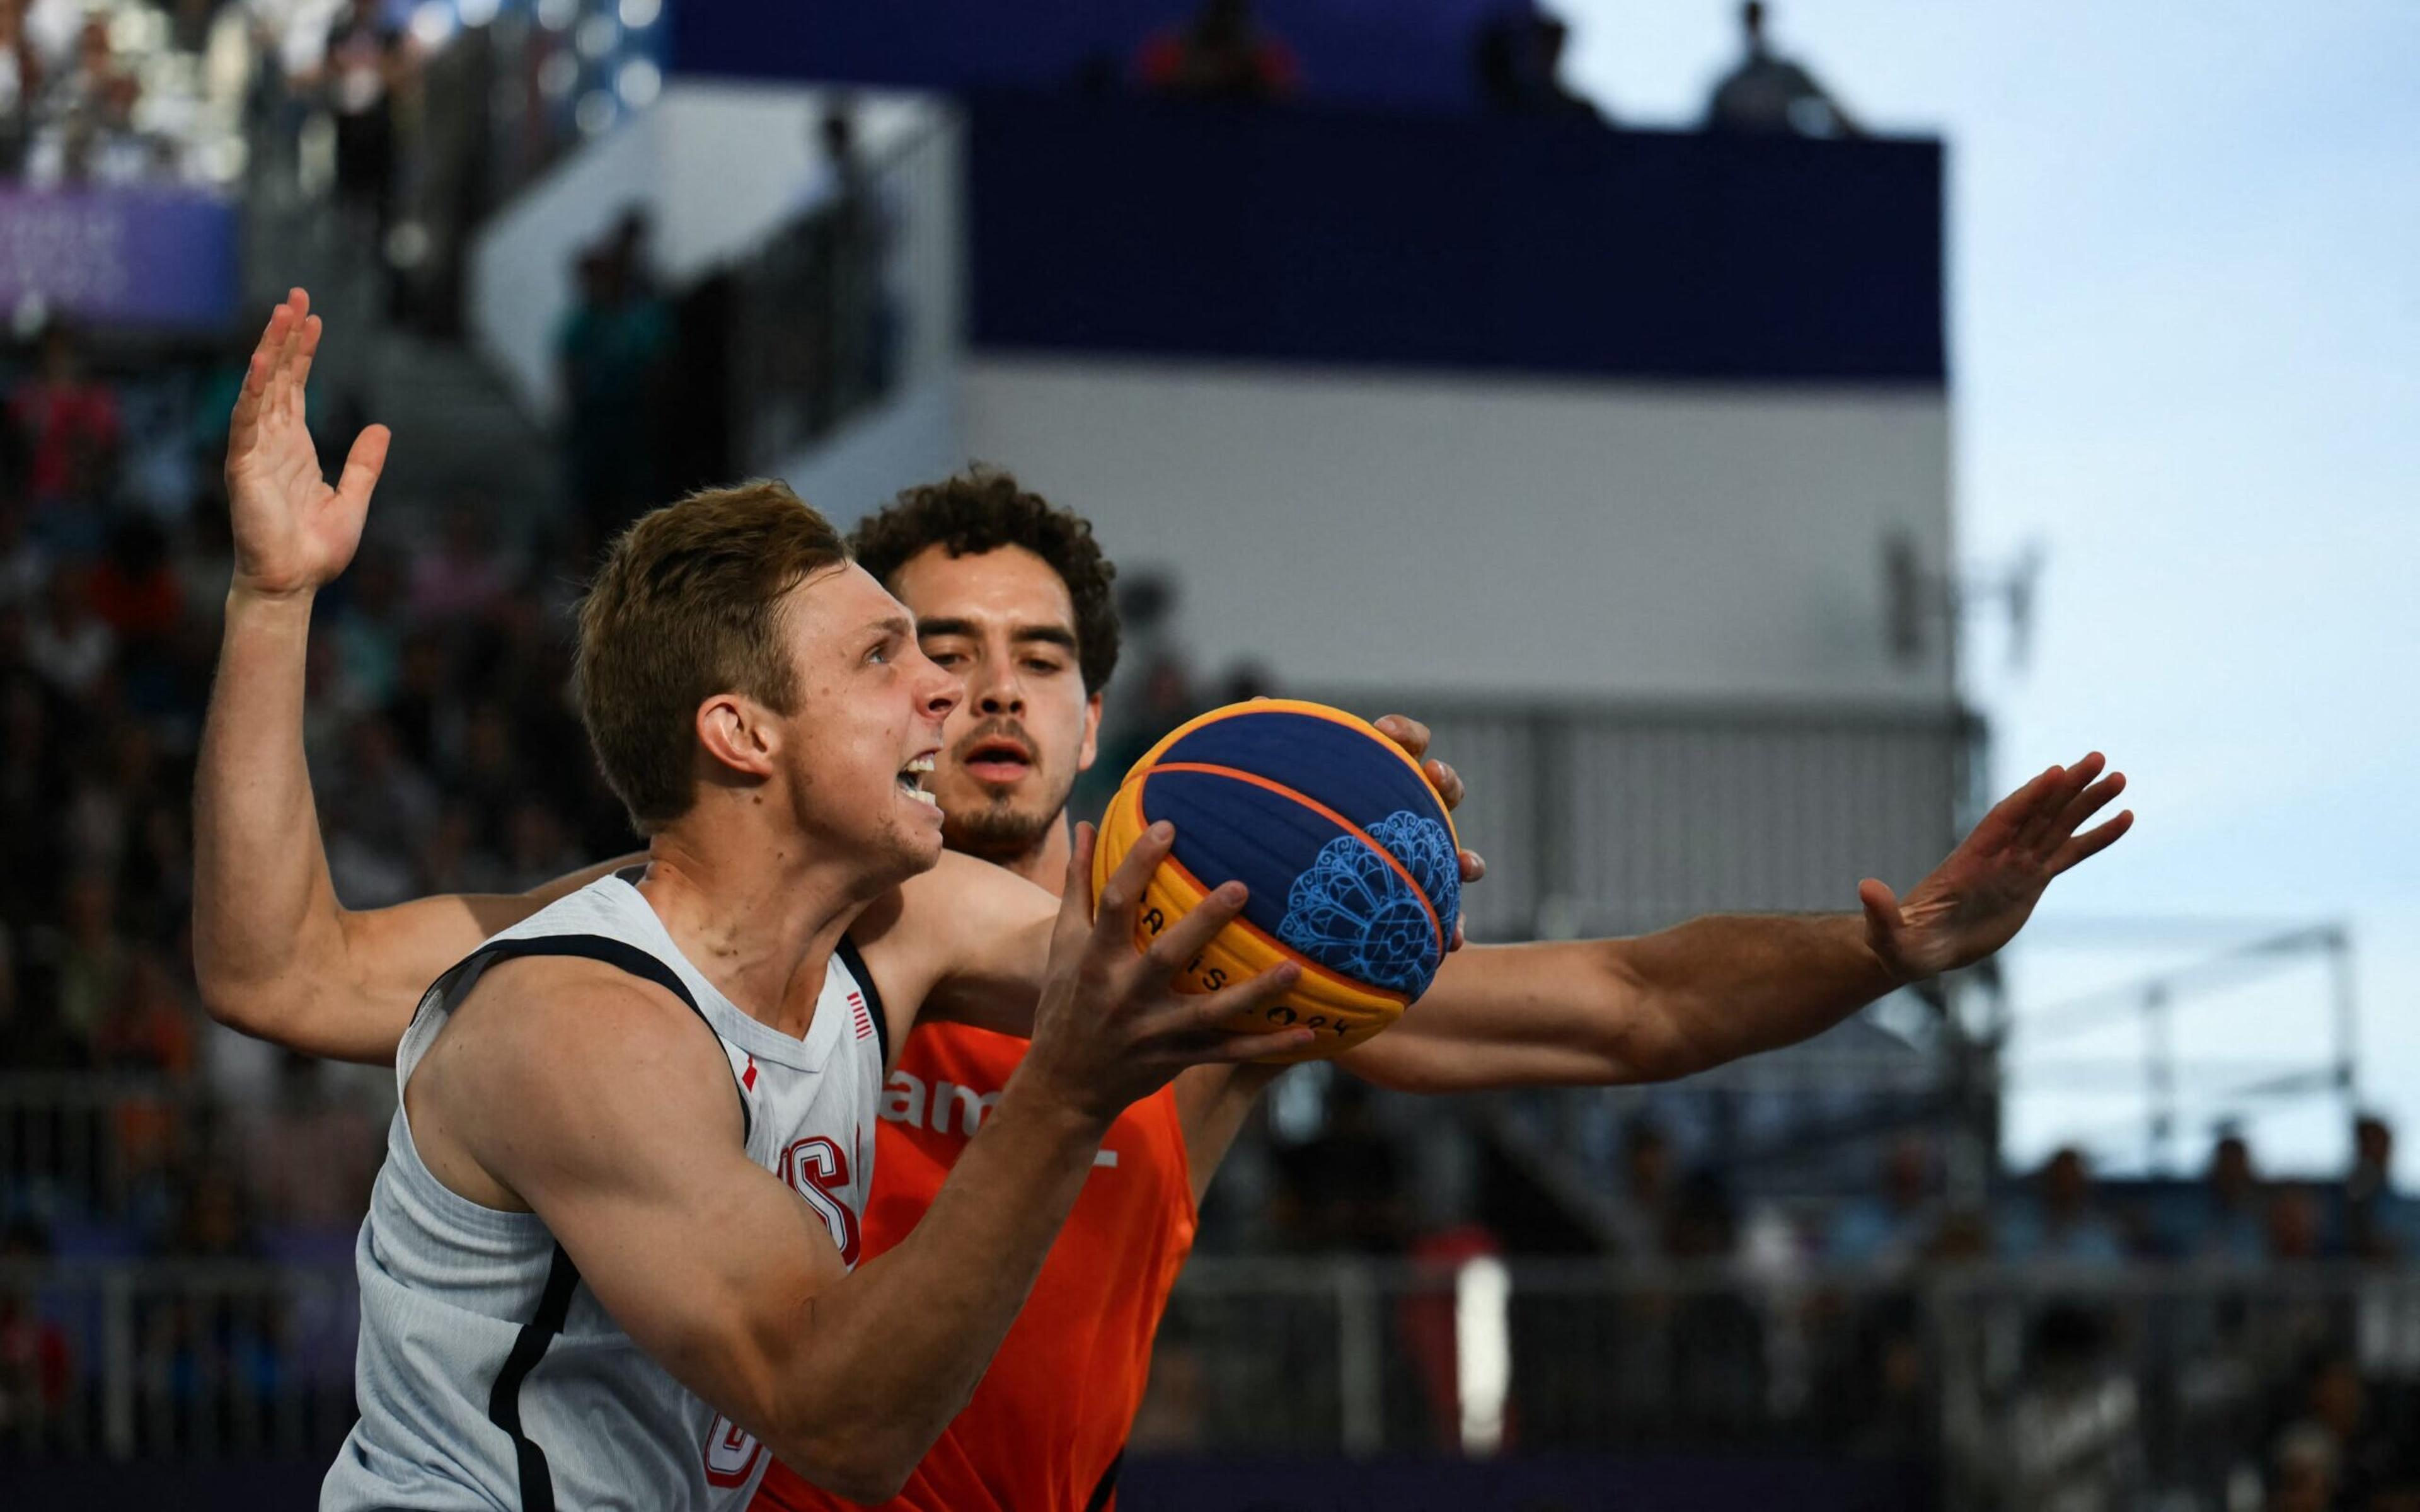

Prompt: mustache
[{"left": 950, "top": 718, "right": 1039, "bottom": 768}]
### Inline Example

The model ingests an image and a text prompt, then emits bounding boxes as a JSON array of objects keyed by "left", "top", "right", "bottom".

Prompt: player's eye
[{"left": 1023, "top": 657, "right": 1064, "bottom": 675}]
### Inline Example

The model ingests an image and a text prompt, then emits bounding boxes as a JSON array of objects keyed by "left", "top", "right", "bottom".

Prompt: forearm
[
  {"left": 1620, "top": 912, "right": 1901, "bottom": 1079},
  {"left": 770, "top": 1077, "right": 1103, "bottom": 1496},
  {"left": 191, "top": 589, "right": 351, "bottom": 1040}
]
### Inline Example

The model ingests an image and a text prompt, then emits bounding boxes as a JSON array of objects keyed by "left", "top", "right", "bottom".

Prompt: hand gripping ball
[{"left": 1091, "top": 699, "right": 1463, "bottom": 1063}]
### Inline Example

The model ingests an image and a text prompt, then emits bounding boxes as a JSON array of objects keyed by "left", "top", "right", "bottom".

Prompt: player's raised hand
[
  {"left": 1374, "top": 713, "right": 1485, "bottom": 950},
  {"left": 1860, "top": 753, "right": 2134, "bottom": 983},
  {"left": 225, "top": 289, "right": 390, "bottom": 600},
  {"left": 1018, "top": 822, "right": 1311, "bottom": 1124}
]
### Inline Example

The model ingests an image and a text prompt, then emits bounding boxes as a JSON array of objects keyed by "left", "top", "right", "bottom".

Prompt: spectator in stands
[
  {"left": 2341, "top": 1113, "right": 2420, "bottom": 1261},
  {"left": 327, "top": 547, "right": 407, "bottom": 709},
  {"left": 1472, "top": 8, "right": 1603, "bottom": 123},
  {"left": 53, "top": 865, "right": 128, "bottom": 1045},
  {"left": 93, "top": 948, "right": 197, "bottom": 1078},
  {"left": 2005, "top": 1305, "right": 2144, "bottom": 1509},
  {"left": 8, "top": 323, "right": 122, "bottom": 520},
  {"left": 1136, "top": 0, "right": 1300, "bottom": 103},
  {"left": 0, "top": 1217, "right": 72, "bottom": 1440},
  {"left": 26, "top": 564, "right": 112, "bottom": 697},
  {"left": 1705, "top": 1, "right": 1860, "bottom": 138},
  {"left": 242, "top": 1053, "right": 381, "bottom": 1230},
  {"left": 1997, "top": 1147, "right": 2129, "bottom": 1267},
  {"left": 556, "top": 243, "right": 671, "bottom": 541},
  {"left": 87, "top": 513, "right": 184, "bottom": 646},
  {"left": 406, "top": 503, "right": 516, "bottom": 626},
  {"left": 1605, "top": 1113, "right": 1677, "bottom": 1260},
  {"left": 2164, "top": 1129, "right": 2269, "bottom": 1263},
  {"left": 0, "top": 0, "right": 38, "bottom": 176},
  {"left": 1826, "top": 1135, "right": 1937, "bottom": 1269},
  {"left": 0, "top": 493, "right": 46, "bottom": 609},
  {"left": 2267, "top": 1183, "right": 2325, "bottom": 1263},
  {"left": 315, "top": 0, "right": 409, "bottom": 234},
  {"left": 2268, "top": 1352, "right": 2414, "bottom": 1511},
  {"left": 1276, "top": 1078, "right": 1409, "bottom": 1252}
]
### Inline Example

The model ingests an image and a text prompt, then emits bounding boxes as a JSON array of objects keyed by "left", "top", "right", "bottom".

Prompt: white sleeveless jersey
[{"left": 323, "top": 871, "right": 889, "bottom": 1511}]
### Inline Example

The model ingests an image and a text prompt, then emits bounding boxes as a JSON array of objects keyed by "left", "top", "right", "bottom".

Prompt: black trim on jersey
[
  {"left": 835, "top": 934, "right": 890, "bottom": 1068},
  {"left": 452, "top": 932, "right": 747, "bottom": 1510},
  {"left": 1084, "top": 1449, "right": 1124, "bottom": 1512},
  {"left": 488, "top": 1242, "right": 581, "bottom": 1511},
  {"left": 463, "top": 933, "right": 751, "bottom": 1142}
]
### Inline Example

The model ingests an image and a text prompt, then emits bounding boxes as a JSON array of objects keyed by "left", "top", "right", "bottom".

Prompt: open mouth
[
  {"left": 897, "top": 753, "right": 939, "bottom": 808},
  {"left": 960, "top": 738, "right": 1034, "bottom": 786}
]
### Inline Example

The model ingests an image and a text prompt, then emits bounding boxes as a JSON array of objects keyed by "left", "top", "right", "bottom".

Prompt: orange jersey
[{"left": 752, "top": 1018, "right": 1196, "bottom": 1512}]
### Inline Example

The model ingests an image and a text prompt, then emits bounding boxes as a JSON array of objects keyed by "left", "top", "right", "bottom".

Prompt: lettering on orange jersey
[{"left": 882, "top": 1070, "right": 1120, "bottom": 1167}]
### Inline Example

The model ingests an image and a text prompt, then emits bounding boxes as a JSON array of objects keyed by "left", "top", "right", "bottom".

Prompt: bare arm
[
  {"left": 192, "top": 288, "right": 637, "bottom": 1062},
  {"left": 426, "top": 825, "right": 1310, "bottom": 1501},
  {"left": 1340, "top": 755, "right": 2133, "bottom": 1094}
]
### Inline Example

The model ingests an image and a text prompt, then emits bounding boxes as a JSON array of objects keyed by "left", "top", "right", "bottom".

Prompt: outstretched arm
[
  {"left": 1341, "top": 755, "right": 2133, "bottom": 1093},
  {"left": 193, "top": 289, "right": 632, "bottom": 1063}
]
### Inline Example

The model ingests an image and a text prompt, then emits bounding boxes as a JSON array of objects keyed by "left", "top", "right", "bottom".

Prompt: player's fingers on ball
[
  {"left": 1376, "top": 714, "right": 1431, "bottom": 760},
  {"left": 1425, "top": 759, "right": 1465, "bottom": 810},
  {"left": 1092, "top": 820, "right": 1172, "bottom": 939},
  {"left": 1192, "top": 960, "right": 1301, "bottom": 1026},
  {"left": 1202, "top": 1027, "right": 1317, "bottom": 1063},
  {"left": 1458, "top": 847, "right": 1486, "bottom": 883},
  {"left": 1141, "top": 882, "right": 1248, "bottom": 979},
  {"left": 1051, "top": 823, "right": 1101, "bottom": 949}
]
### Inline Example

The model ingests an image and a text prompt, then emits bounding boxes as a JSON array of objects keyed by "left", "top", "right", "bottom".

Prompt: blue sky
[{"left": 1557, "top": 1, "right": 2420, "bottom": 1179}]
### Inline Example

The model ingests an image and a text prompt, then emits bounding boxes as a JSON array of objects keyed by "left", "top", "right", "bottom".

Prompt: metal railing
[
  {"left": 729, "top": 108, "right": 963, "bottom": 472},
  {"left": 1315, "top": 698, "right": 1982, "bottom": 945},
  {"left": 8, "top": 1252, "right": 2415, "bottom": 1509}
]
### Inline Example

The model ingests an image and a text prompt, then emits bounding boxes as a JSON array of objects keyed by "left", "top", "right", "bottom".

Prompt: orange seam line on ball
[{"left": 1141, "top": 762, "right": 1444, "bottom": 955}]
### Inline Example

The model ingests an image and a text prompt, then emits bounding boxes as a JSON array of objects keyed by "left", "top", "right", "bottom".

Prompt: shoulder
[{"left": 436, "top": 955, "right": 742, "bottom": 1137}]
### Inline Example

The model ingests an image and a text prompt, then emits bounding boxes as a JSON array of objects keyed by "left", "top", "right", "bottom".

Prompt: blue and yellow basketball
[{"left": 1092, "top": 699, "right": 1463, "bottom": 1062}]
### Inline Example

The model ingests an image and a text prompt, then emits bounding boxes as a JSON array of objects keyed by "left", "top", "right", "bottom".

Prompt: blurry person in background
[
  {"left": 0, "top": 0, "right": 38, "bottom": 175},
  {"left": 1998, "top": 1147, "right": 2130, "bottom": 1267},
  {"left": 1606, "top": 1112, "right": 1678, "bottom": 1261},
  {"left": 1825, "top": 1135, "right": 1939, "bottom": 1269},
  {"left": 0, "top": 1217, "right": 73, "bottom": 1440},
  {"left": 1472, "top": 8, "right": 1603, "bottom": 124},
  {"left": 8, "top": 323, "right": 121, "bottom": 527},
  {"left": 2267, "top": 1183, "right": 2325, "bottom": 1264},
  {"left": 2342, "top": 1113, "right": 2419, "bottom": 1261},
  {"left": 1705, "top": 1, "right": 1860, "bottom": 138},
  {"left": 405, "top": 501, "right": 513, "bottom": 625},
  {"left": 313, "top": 0, "right": 409, "bottom": 237},
  {"left": 2276, "top": 1352, "right": 2411, "bottom": 1508},
  {"left": 556, "top": 243, "right": 671, "bottom": 540},
  {"left": 1136, "top": 0, "right": 1300, "bottom": 103},
  {"left": 26, "top": 564, "right": 112, "bottom": 697},
  {"left": 2004, "top": 1305, "right": 2143, "bottom": 1512},
  {"left": 2163, "top": 1129, "right": 2269, "bottom": 1263}
]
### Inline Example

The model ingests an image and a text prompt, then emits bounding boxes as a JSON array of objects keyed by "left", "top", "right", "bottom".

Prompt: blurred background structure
[{"left": 2, "top": 1, "right": 2414, "bottom": 1507}]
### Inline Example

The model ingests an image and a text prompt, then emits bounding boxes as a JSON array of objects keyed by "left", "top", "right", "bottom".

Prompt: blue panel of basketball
[
  {"left": 1159, "top": 711, "right": 1446, "bottom": 831},
  {"left": 1140, "top": 767, "right": 1342, "bottom": 949},
  {"left": 1155, "top": 710, "right": 1460, "bottom": 958}
]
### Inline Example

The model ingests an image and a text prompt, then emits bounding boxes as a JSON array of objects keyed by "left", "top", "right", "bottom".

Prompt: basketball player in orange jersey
[{"left": 197, "top": 302, "right": 2131, "bottom": 1507}]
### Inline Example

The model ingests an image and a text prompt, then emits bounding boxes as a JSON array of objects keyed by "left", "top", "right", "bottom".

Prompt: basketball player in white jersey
[{"left": 205, "top": 291, "right": 1313, "bottom": 1509}]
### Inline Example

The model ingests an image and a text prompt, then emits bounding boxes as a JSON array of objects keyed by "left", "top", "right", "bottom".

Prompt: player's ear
[
  {"left": 694, "top": 692, "right": 780, "bottom": 782},
  {"left": 1076, "top": 689, "right": 1102, "bottom": 774}
]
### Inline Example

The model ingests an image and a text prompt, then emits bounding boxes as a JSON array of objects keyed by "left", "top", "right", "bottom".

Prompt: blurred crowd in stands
[{"left": 0, "top": 315, "right": 633, "bottom": 1285}]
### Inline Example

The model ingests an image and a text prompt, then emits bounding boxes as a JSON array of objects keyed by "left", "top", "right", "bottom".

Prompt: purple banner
[{"left": 0, "top": 185, "right": 241, "bottom": 332}]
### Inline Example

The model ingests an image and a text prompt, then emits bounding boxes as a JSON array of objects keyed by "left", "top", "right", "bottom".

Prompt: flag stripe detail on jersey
[
  {"left": 488, "top": 1242, "right": 582, "bottom": 1511},
  {"left": 835, "top": 936, "right": 890, "bottom": 1065}
]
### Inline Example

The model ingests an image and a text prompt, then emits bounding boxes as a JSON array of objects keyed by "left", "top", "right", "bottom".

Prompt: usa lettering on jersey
[{"left": 702, "top": 1134, "right": 867, "bottom": 1487}]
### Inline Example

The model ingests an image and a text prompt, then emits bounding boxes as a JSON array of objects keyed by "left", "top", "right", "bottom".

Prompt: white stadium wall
[{"left": 960, "top": 357, "right": 1954, "bottom": 705}]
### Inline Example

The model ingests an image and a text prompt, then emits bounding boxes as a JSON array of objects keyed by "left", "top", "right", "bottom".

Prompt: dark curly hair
[{"left": 850, "top": 467, "right": 1121, "bottom": 694}]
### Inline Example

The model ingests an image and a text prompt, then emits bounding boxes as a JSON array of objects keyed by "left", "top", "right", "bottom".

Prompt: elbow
[{"left": 773, "top": 1431, "right": 923, "bottom": 1506}]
